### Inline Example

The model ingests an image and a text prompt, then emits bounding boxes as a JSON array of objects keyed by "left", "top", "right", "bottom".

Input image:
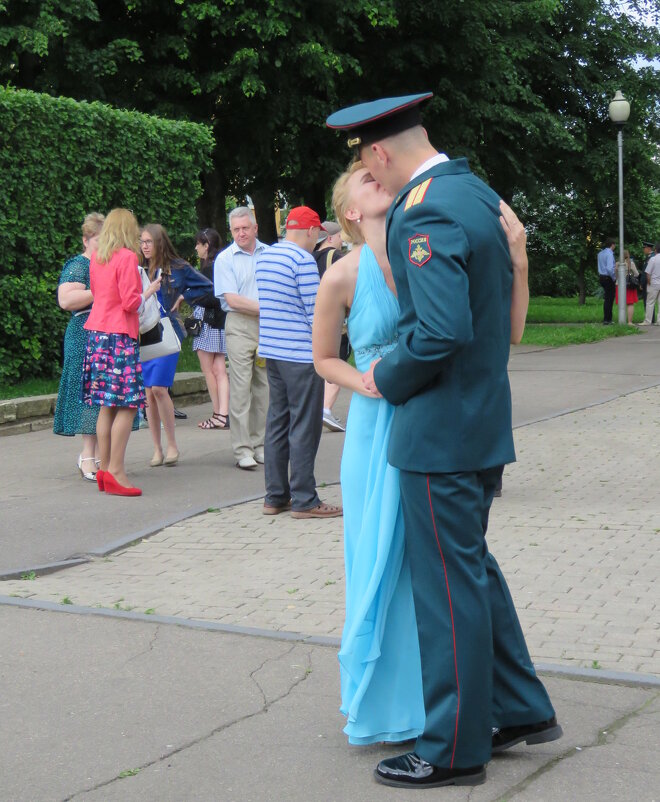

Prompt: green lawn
[
  {"left": 522, "top": 295, "right": 643, "bottom": 346},
  {"left": 527, "top": 295, "right": 644, "bottom": 324},
  {"left": 521, "top": 322, "right": 639, "bottom": 347}
]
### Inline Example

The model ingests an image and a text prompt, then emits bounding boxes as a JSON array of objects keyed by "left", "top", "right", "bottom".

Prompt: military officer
[{"left": 326, "top": 94, "right": 562, "bottom": 789}]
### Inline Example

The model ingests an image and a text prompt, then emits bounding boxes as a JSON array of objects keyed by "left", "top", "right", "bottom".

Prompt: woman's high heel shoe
[
  {"left": 78, "top": 455, "right": 97, "bottom": 482},
  {"left": 103, "top": 472, "right": 142, "bottom": 497},
  {"left": 96, "top": 470, "right": 106, "bottom": 492}
]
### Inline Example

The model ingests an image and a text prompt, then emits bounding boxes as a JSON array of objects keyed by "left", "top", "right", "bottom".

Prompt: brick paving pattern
[{"left": 5, "top": 387, "right": 660, "bottom": 675}]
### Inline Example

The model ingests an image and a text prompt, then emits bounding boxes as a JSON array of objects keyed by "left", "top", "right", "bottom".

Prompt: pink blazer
[{"left": 85, "top": 248, "right": 142, "bottom": 340}]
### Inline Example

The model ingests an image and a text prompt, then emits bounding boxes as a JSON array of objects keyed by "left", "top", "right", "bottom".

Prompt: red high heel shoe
[
  {"left": 103, "top": 472, "right": 142, "bottom": 497},
  {"left": 96, "top": 470, "right": 106, "bottom": 492}
]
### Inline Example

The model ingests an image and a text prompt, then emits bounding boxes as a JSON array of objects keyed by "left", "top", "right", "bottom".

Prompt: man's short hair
[
  {"left": 229, "top": 206, "right": 256, "bottom": 226},
  {"left": 604, "top": 237, "right": 616, "bottom": 249}
]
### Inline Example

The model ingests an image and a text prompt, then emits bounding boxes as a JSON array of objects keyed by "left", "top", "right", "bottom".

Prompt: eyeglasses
[{"left": 140, "top": 238, "right": 153, "bottom": 245}]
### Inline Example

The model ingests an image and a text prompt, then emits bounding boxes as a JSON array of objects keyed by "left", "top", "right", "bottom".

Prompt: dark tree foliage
[{"left": 1, "top": 0, "right": 658, "bottom": 282}]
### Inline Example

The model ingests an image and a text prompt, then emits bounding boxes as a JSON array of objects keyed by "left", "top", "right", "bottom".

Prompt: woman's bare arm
[
  {"left": 313, "top": 249, "right": 380, "bottom": 398},
  {"left": 57, "top": 282, "right": 93, "bottom": 311},
  {"left": 500, "top": 200, "right": 529, "bottom": 345}
]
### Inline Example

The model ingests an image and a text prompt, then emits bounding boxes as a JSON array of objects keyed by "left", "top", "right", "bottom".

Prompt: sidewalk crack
[
  {"left": 493, "top": 691, "right": 660, "bottom": 801},
  {"left": 122, "top": 625, "right": 161, "bottom": 666},
  {"left": 60, "top": 643, "right": 313, "bottom": 802}
]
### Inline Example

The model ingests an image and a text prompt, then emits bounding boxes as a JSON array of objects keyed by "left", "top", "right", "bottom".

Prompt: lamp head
[{"left": 608, "top": 90, "right": 630, "bottom": 125}]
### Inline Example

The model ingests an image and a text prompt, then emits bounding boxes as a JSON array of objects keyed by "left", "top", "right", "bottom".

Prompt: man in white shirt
[
  {"left": 214, "top": 207, "right": 269, "bottom": 469},
  {"left": 640, "top": 242, "right": 660, "bottom": 326}
]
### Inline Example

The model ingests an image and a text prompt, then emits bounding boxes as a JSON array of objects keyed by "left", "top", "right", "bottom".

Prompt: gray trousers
[{"left": 264, "top": 359, "right": 323, "bottom": 511}]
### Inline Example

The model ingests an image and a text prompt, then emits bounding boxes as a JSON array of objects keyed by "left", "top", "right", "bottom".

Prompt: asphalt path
[{"left": 2, "top": 328, "right": 659, "bottom": 575}]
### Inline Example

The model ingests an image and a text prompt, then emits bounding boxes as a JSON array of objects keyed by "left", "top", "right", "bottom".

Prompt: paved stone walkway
[{"left": 5, "top": 387, "right": 660, "bottom": 676}]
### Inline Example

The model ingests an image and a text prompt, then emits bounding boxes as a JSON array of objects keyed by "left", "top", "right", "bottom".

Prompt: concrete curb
[
  {"left": 0, "top": 489, "right": 272, "bottom": 580},
  {"left": 0, "top": 371, "right": 210, "bottom": 437},
  {"left": 2, "top": 594, "right": 658, "bottom": 688}
]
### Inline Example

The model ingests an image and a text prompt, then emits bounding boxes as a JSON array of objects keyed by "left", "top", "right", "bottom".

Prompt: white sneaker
[
  {"left": 237, "top": 456, "right": 258, "bottom": 470},
  {"left": 322, "top": 411, "right": 346, "bottom": 432}
]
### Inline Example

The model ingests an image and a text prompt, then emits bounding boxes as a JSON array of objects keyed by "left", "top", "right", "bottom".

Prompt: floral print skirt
[{"left": 82, "top": 331, "right": 146, "bottom": 408}]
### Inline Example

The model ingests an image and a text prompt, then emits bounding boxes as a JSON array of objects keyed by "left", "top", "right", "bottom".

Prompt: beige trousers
[
  {"left": 224, "top": 312, "right": 268, "bottom": 461},
  {"left": 644, "top": 285, "right": 660, "bottom": 324}
]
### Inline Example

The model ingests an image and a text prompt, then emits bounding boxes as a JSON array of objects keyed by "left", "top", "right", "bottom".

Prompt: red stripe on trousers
[{"left": 426, "top": 474, "right": 460, "bottom": 768}]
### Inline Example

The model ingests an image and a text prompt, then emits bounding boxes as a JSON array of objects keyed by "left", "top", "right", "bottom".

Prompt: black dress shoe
[
  {"left": 492, "top": 716, "right": 563, "bottom": 754},
  {"left": 173, "top": 407, "right": 188, "bottom": 419},
  {"left": 374, "top": 752, "right": 486, "bottom": 788}
]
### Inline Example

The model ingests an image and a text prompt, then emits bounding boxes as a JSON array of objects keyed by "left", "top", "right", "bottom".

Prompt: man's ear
[{"left": 371, "top": 142, "right": 389, "bottom": 166}]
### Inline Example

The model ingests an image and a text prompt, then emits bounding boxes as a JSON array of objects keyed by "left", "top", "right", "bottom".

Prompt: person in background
[
  {"left": 640, "top": 242, "right": 660, "bottom": 326},
  {"left": 597, "top": 237, "right": 617, "bottom": 325},
  {"left": 639, "top": 241, "right": 656, "bottom": 323},
  {"left": 139, "top": 223, "right": 217, "bottom": 467},
  {"left": 82, "top": 208, "right": 161, "bottom": 496},
  {"left": 192, "top": 228, "right": 230, "bottom": 430},
  {"left": 256, "top": 206, "right": 342, "bottom": 519},
  {"left": 313, "top": 220, "right": 347, "bottom": 433},
  {"left": 615, "top": 249, "right": 639, "bottom": 325},
  {"left": 214, "top": 207, "right": 269, "bottom": 470},
  {"left": 54, "top": 212, "right": 105, "bottom": 481}
]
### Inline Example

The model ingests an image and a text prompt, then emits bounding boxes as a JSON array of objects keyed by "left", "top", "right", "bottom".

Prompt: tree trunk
[
  {"left": 305, "top": 179, "right": 330, "bottom": 221},
  {"left": 578, "top": 261, "right": 586, "bottom": 305},
  {"left": 197, "top": 158, "right": 228, "bottom": 243},
  {"left": 251, "top": 186, "right": 278, "bottom": 245}
]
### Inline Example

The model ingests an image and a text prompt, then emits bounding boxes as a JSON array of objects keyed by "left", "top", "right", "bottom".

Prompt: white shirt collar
[
  {"left": 231, "top": 238, "right": 266, "bottom": 256},
  {"left": 410, "top": 153, "right": 449, "bottom": 181}
]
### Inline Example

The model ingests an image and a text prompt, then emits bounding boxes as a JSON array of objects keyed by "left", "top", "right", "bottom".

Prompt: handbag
[
  {"left": 626, "top": 271, "right": 639, "bottom": 290},
  {"left": 184, "top": 316, "right": 203, "bottom": 336},
  {"left": 139, "top": 313, "right": 181, "bottom": 362},
  {"left": 140, "top": 321, "right": 163, "bottom": 347},
  {"left": 203, "top": 304, "right": 227, "bottom": 330},
  {"left": 138, "top": 267, "right": 162, "bottom": 334}
]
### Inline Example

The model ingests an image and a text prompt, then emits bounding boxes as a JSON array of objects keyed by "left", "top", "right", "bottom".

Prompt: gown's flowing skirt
[{"left": 339, "top": 391, "right": 425, "bottom": 744}]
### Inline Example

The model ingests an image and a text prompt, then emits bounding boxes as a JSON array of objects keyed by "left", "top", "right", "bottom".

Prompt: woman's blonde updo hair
[
  {"left": 332, "top": 160, "right": 366, "bottom": 246},
  {"left": 95, "top": 208, "right": 140, "bottom": 264},
  {"left": 81, "top": 212, "right": 105, "bottom": 240}
]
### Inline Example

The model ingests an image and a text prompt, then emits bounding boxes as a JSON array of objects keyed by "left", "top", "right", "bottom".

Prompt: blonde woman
[
  {"left": 54, "top": 212, "right": 105, "bottom": 481},
  {"left": 82, "top": 209, "right": 161, "bottom": 496},
  {"left": 615, "top": 249, "right": 639, "bottom": 325},
  {"left": 313, "top": 162, "right": 530, "bottom": 746}
]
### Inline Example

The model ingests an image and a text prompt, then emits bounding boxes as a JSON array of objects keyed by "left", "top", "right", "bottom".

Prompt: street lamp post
[{"left": 608, "top": 90, "right": 631, "bottom": 325}]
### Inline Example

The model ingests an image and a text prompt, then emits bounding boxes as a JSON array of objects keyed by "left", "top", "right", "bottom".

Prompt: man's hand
[{"left": 361, "top": 359, "right": 382, "bottom": 397}]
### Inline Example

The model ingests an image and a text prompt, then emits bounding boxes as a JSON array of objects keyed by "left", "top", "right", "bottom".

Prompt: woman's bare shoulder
[{"left": 323, "top": 247, "right": 360, "bottom": 288}]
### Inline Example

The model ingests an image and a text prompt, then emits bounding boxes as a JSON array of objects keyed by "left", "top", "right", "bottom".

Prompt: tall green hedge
[{"left": 0, "top": 87, "right": 214, "bottom": 384}]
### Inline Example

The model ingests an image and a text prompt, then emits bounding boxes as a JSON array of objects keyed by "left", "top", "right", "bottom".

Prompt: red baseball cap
[{"left": 285, "top": 206, "right": 326, "bottom": 231}]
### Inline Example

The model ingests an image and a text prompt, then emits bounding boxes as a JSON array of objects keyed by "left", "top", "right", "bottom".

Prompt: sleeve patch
[
  {"left": 409, "top": 234, "right": 432, "bottom": 267},
  {"left": 404, "top": 177, "right": 433, "bottom": 211}
]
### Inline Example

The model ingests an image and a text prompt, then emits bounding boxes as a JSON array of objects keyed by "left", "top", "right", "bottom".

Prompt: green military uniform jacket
[{"left": 373, "top": 158, "right": 516, "bottom": 473}]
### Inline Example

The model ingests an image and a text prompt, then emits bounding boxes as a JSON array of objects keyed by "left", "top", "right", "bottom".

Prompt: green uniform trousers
[{"left": 399, "top": 465, "right": 555, "bottom": 768}]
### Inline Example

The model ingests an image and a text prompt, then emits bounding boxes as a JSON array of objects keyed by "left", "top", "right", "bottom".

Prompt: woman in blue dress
[
  {"left": 139, "top": 224, "right": 217, "bottom": 467},
  {"left": 53, "top": 212, "right": 105, "bottom": 481},
  {"left": 313, "top": 162, "right": 531, "bottom": 746}
]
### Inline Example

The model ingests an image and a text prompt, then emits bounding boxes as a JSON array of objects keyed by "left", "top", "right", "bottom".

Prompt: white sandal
[{"left": 77, "top": 455, "right": 97, "bottom": 481}]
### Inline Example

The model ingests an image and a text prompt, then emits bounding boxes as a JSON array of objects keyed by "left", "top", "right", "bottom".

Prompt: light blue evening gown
[{"left": 339, "top": 244, "right": 425, "bottom": 745}]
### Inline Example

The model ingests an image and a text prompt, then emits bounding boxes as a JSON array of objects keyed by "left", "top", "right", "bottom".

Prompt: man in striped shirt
[{"left": 255, "top": 206, "right": 343, "bottom": 519}]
